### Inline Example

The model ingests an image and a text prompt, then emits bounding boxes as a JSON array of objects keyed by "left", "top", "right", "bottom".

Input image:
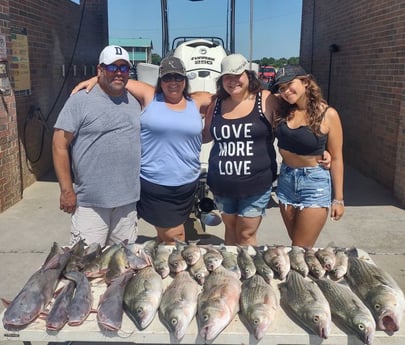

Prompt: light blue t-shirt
[
  {"left": 54, "top": 84, "right": 141, "bottom": 208},
  {"left": 140, "top": 93, "right": 202, "bottom": 186}
]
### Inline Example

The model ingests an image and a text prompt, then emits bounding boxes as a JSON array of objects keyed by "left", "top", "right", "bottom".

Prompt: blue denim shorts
[
  {"left": 214, "top": 187, "right": 272, "bottom": 217},
  {"left": 276, "top": 163, "right": 331, "bottom": 209}
]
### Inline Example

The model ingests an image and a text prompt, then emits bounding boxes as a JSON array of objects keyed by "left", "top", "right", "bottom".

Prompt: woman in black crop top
[{"left": 272, "top": 64, "right": 344, "bottom": 247}]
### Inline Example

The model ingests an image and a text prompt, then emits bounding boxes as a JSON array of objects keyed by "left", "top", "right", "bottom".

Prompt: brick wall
[
  {"left": 301, "top": 0, "right": 405, "bottom": 207},
  {"left": 0, "top": 0, "right": 108, "bottom": 212}
]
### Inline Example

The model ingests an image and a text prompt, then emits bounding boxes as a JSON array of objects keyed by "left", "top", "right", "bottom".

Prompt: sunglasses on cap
[
  {"left": 161, "top": 74, "right": 186, "bottom": 82},
  {"left": 102, "top": 64, "right": 130, "bottom": 73}
]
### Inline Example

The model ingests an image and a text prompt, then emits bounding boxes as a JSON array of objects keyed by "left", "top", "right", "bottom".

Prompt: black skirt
[{"left": 137, "top": 177, "right": 198, "bottom": 228}]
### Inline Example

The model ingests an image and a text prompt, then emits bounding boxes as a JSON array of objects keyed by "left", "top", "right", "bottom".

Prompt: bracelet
[{"left": 332, "top": 199, "right": 344, "bottom": 206}]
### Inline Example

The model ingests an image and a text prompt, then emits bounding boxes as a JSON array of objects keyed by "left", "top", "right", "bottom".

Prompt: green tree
[
  {"left": 287, "top": 57, "right": 300, "bottom": 65},
  {"left": 151, "top": 53, "right": 161, "bottom": 65},
  {"left": 255, "top": 57, "right": 299, "bottom": 69}
]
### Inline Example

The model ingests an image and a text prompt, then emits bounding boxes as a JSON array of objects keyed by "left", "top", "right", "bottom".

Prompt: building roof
[{"left": 109, "top": 37, "right": 153, "bottom": 49}]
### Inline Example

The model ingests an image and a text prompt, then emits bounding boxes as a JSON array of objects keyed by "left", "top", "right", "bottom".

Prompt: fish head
[
  {"left": 3, "top": 290, "right": 43, "bottom": 330},
  {"left": 182, "top": 247, "right": 201, "bottom": 266},
  {"left": 329, "top": 266, "right": 346, "bottom": 281},
  {"left": 133, "top": 303, "right": 156, "bottom": 329},
  {"left": 163, "top": 310, "right": 189, "bottom": 340},
  {"left": 203, "top": 252, "right": 223, "bottom": 271},
  {"left": 154, "top": 261, "right": 170, "bottom": 279},
  {"left": 321, "top": 256, "right": 335, "bottom": 271},
  {"left": 309, "top": 264, "right": 326, "bottom": 279},
  {"left": 246, "top": 306, "right": 273, "bottom": 340},
  {"left": 303, "top": 308, "right": 331, "bottom": 339},
  {"left": 350, "top": 316, "right": 376, "bottom": 345},
  {"left": 198, "top": 303, "right": 230, "bottom": 341},
  {"left": 169, "top": 259, "right": 188, "bottom": 273},
  {"left": 367, "top": 286, "right": 404, "bottom": 332},
  {"left": 195, "top": 271, "right": 207, "bottom": 285}
]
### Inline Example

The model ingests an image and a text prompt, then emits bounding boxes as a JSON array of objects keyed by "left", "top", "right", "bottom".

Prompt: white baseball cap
[
  {"left": 219, "top": 54, "right": 249, "bottom": 77},
  {"left": 99, "top": 45, "right": 130, "bottom": 65}
]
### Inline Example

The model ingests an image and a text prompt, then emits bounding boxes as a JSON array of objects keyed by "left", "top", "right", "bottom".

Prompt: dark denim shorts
[
  {"left": 276, "top": 163, "right": 331, "bottom": 209},
  {"left": 214, "top": 186, "right": 272, "bottom": 217}
]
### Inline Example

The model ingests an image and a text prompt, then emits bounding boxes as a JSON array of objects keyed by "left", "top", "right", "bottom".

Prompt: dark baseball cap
[
  {"left": 159, "top": 56, "right": 186, "bottom": 77},
  {"left": 273, "top": 64, "right": 308, "bottom": 87}
]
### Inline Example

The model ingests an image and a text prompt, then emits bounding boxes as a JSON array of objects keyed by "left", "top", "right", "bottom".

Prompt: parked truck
[{"left": 258, "top": 65, "right": 276, "bottom": 83}]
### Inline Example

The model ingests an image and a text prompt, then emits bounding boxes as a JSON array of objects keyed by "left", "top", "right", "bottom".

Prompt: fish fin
[
  {"left": 42, "top": 252, "right": 62, "bottom": 270},
  {"left": 1, "top": 298, "right": 11, "bottom": 308},
  {"left": 346, "top": 247, "right": 359, "bottom": 257}
]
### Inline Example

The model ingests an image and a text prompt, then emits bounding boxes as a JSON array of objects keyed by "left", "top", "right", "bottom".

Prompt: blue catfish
[
  {"left": 3, "top": 244, "right": 71, "bottom": 330},
  {"left": 64, "top": 270, "right": 93, "bottom": 326},
  {"left": 46, "top": 280, "right": 75, "bottom": 331},
  {"left": 97, "top": 271, "right": 133, "bottom": 332}
]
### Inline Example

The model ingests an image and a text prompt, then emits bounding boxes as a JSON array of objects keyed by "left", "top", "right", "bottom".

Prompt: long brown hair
[
  {"left": 274, "top": 74, "right": 328, "bottom": 135},
  {"left": 216, "top": 70, "right": 263, "bottom": 99}
]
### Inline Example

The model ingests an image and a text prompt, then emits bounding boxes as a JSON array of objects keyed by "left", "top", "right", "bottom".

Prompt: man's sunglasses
[
  {"left": 161, "top": 74, "right": 186, "bottom": 82},
  {"left": 102, "top": 64, "right": 130, "bottom": 73}
]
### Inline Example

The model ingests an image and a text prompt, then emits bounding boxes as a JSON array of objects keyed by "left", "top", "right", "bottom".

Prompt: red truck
[{"left": 258, "top": 65, "right": 276, "bottom": 83}]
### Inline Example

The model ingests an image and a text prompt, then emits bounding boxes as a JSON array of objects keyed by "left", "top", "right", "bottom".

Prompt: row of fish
[{"left": 2, "top": 240, "right": 405, "bottom": 344}]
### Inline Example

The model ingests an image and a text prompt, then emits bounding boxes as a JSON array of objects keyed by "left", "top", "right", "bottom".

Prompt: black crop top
[{"left": 275, "top": 121, "right": 328, "bottom": 156}]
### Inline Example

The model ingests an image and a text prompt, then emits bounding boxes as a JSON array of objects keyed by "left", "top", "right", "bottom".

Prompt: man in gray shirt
[{"left": 53, "top": 45, "right": 141, "bottom": 246}]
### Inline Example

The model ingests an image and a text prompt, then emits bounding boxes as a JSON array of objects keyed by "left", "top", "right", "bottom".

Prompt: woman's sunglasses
[{"left": 161, "top": 74, "right": 186, "bottom": 82}]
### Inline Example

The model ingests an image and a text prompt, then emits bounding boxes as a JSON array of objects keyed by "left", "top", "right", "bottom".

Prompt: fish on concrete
[
  {"left": 252, "top": 247, "right": 274, "bottom": 284},
  {"left": 97, "top": 271, "right": 134, "bottom": 332},
  {"left": 105, "top": 246, "right": 130, "bottom": 284},
  {"left": 314, "top": 277, "right": 375, "bottom": 345},
  {"left": 288, "top": 246, "right": 309, "bottom": 277},
  {"left": 181, "top": 239, "right": 203, "bottom": 266},
  {"left": 219, "top": 245, "right": 241, "bottom": 279},
  {"left": 81, "top": 243, "right": 121, "bottom": 278},
  {"left": 64, "top": 239, "right": 86, "bottom": 272},
  {"left": 168, "top": 243, "right": 188, "bottom": 274},
  {"left": 77, "top": 242, "right": 102, "bottom": 271},
  {"left": 328, "top": 248, "right": 348, "bottom": 281},
  {"left": 64, "top": 270, "right": 93, "bottom": 326},
  {"left": 159, "top": 270, "right": 201, "bottom": 340},
  {"left": 123, "top": 266, "right": 164, "bottom": 330},
  {"left": 2, "top": 243, "right": 71, "bottom": 331},
  {"left": 203, "top": 246, "right": 223, "bottom": 272},
  {"left": 263, "top": 245, "right": 290, "bottom": 280},
  {"left": 197, "top": 265, "right": 242, "bottom": 341},
  {"left": 188, "top": 255, "right": 209, "bottom": 285},
  {"left": 123, "top": 242, "right": 152, "bottom": 271},
  {"left": 279, "top": 270, "right": 331, "bottom": 339},
  {"left": 304, "top": 247, "right": 326, "bottom": 279},
  {"left": 46, "top": 280, "right": 75, "bottom": 331},
  {"left": 315, "top": 246, "right": 336, "bottom": 271},
  {"left": 237, "top": 245, "right": 256, "bottom": 280},
  {"left": 151, "top": 243, "right": 171, "bottom": 279},
  {"left": 240, "top": 274, "right": 279, "bottom": 340},
  {"left": 345, "top": 256, "right": 405, "bottom": 333}
]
